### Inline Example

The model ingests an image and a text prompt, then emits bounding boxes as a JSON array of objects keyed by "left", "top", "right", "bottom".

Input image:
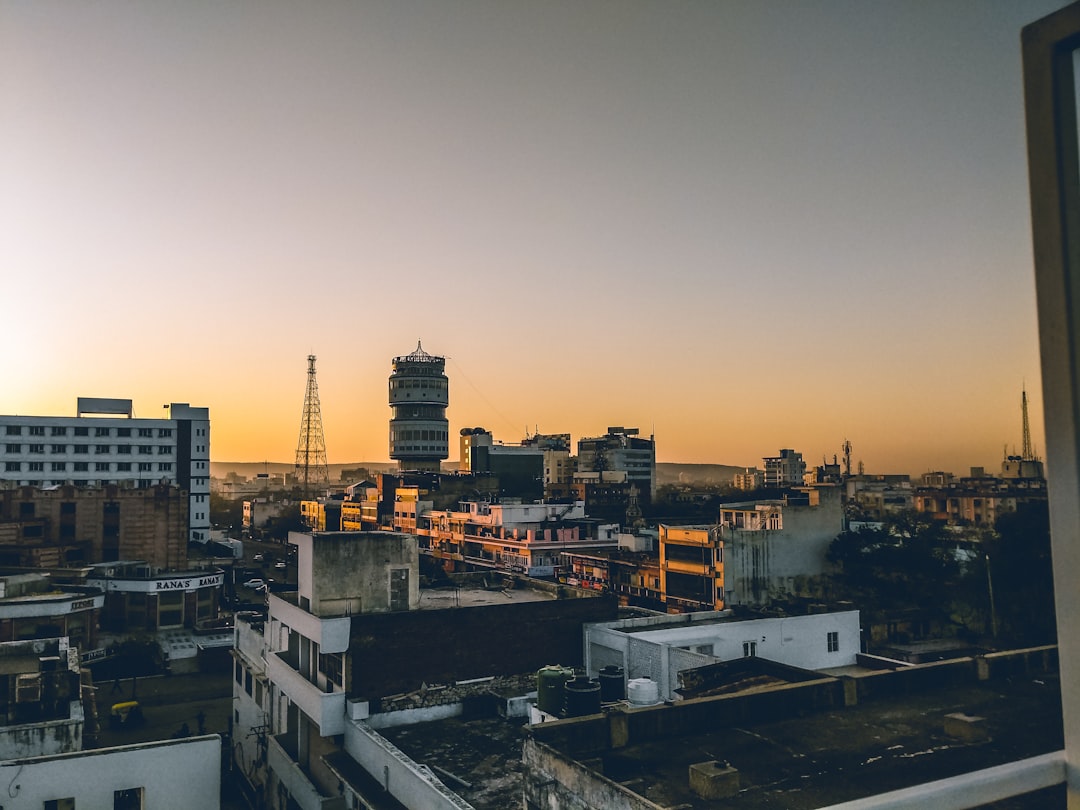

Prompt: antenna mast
[
  {"left": 293, "top": 355, "right": 330, "bottom": 498},
  {"left": 1021, "top": 388, "right": 1034, "bottom": 460}
]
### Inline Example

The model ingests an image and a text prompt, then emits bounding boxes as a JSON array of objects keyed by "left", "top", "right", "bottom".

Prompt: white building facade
[
  {"left": 0, "top": 398, "right": 211, "bottom": 543},
  {"left": 0, "top": 736, "right": 221, "bottom": 810},
  {"left": 719, "top": 487, "right": 844, "bottom": 607},
  {"left": 585, "top": 609, "right": 861, "bottom": 701}
]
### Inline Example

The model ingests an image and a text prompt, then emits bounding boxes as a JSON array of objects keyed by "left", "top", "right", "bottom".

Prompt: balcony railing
[
  {"left": 267, "top": 734, "right": 346, "bottom": 810},
  {"left": 267, "top": 652, "right": 345, "bottom": 736}
]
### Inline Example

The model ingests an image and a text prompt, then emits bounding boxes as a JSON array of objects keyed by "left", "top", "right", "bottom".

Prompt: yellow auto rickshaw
[{"left": 109, "top": 701, "right": 144, "bottom": 729}]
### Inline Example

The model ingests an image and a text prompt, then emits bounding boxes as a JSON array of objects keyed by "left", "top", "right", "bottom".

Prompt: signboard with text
[{"left": 85, "top": 573, "right": 224, "bottom": 594}]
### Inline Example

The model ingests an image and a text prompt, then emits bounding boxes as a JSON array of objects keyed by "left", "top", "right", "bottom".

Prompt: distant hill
[
  {"left": 210, "top": 461, "right": 397, "bottom": 480},
  {"left": 212, "top": 460, "right": 744, "bottom": 486}
]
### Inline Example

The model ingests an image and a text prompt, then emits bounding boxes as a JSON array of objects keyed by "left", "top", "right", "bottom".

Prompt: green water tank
[{"left": 536, "top": 665, "right": 574, "bottom": 715}]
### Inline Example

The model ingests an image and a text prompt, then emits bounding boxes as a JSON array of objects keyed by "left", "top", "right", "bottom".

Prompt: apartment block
[
  {"left": 418, "top": 499, "right": 619, "bottom": 577},
  {"left": 762, "top": 448, "right": 806, "bottom": 488},
  {"left": 0, "top": 399, "right": 210, "bottom": 544},
  {"left": 577, "top": 427, "right": 656, "bottom": 502},
  {"left": 659, "top": 524, "right": 725, "bottom": 613},
  {"left": 0, "top": 483, "right": 189, "bottom": 570}
]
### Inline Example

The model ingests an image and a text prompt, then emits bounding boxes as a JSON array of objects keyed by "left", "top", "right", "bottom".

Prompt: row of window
[
  {"left": 390, "top": 429, "right": 448, "bottom": 441},
  {"left": 2, "top": 444, "right": 172, "bottom": 455},
  {"left": 392, "top": 445, "right": 446, "bottom": 454},
  {"left": 4, "top": 424, "right": 172, "bottom": 438},
  {"left": 11, "top": 479, "right": 165, "bottom": 488},
  {"left": 739, "top": 633, "right": 839, "bottom": 658},
  {"left": 235, "top": 659, "right": 267, "bottom": 712},
  {"left": 4, "top": 461, "right": 171, "bottom": 473},
  {"left": 45, "top": 790, "right": 143, "bottom": 808},
  {"left": 389, "top": 378, "right": 448, "bottom": 390}
]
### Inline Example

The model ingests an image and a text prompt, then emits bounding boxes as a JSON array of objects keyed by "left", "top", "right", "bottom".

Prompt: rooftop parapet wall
[
  {"left": 344, "top": 718, "right": 473, "bottom": 810},
  {"left": 348, "top": 594, "right": 617, "bottom": 700},
  {"left": 527, "top": 646, "right": 1061, "bottom": 758},
  {"left": 849, "top": 645, "right": 1059, "bottom": 703},
  {"left": 523, "top": 737, "right": 662, "bottom": 810}
]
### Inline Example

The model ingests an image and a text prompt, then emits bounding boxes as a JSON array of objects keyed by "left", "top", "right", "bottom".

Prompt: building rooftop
[
  {"left": 604, "top": 606, "right": 858, "bottom": 635},
  {"left": 582, "top": 678, "right": 1061, "bottom": 809},
  {"left": 380, "top": 714, "right": 528, "bottom": 810},
  {"left": 417, "top": 581, "right": 557, "bottom": 610},
  {"left": 378, "top": 676, "right": 1056, "bottom": 810},
  {"left": 525, "top": 648, "right": 1063, "bottom": 810}
]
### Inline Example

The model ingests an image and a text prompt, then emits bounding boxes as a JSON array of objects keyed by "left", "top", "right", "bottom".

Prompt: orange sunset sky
[{"left": 1, "top": 1, "right": 1065, "bottom": 475}]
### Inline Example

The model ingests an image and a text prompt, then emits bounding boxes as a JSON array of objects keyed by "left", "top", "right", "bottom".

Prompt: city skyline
[{"left": 2, "top": 0, "right": 1066, "bottom": 474}]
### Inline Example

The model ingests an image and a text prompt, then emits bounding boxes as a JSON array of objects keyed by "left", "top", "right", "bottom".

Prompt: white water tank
[{"left": 627, "top": 677, "right": 660, "bottom": 706}]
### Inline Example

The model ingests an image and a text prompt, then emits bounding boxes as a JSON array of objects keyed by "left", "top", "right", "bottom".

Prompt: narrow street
[{"left": 91, "top": 669, "right": 232, "bottom": 747}]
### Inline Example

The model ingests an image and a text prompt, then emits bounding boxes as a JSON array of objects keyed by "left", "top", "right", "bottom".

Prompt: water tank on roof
[
  {"left": 627, "top": 677, "right": 660, "bottom": 706},
  {"left": 536, "top": 665, "right": 573, "bottom": 715},
  {"left": 564, "top": 675, "right": 602, "bottom": 717},
  {"left": 598, "top": 665, "right": 625, "bottom": 702}
]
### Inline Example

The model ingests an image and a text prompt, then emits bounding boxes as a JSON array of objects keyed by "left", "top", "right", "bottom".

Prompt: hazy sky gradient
[{"left": 1, "top": 0, "right": 1066, "bottom": 474}]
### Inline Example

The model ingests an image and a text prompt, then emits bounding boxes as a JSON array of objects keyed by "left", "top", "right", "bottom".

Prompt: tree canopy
[{"left": 827, "top": 505, "right": 1056, "bottom": 648}]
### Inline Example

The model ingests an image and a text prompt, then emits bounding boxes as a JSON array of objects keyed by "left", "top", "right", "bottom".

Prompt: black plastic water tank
[
  {"left": 598, "top": 665, "right": 625, "bottom": 702},
  {"left": 564, "top": 675, "right": 602, "bottom": 717}
]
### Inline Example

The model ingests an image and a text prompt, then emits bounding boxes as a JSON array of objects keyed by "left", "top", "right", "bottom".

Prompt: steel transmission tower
[{"left": 293, "top": 355, "right": 330, "bottom": 497}]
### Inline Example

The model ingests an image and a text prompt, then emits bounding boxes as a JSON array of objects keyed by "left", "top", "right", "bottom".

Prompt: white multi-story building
[
  {"left": 576, "top": 426, "right": 656, "bottom": 501},
  {"left": 585, "top": 608, "right": 861, "bottom": 701},
  {"left": 0, "top": 398, "right": 211, "bottom": 543},
  {"left": 762, "top": 448, "right": 806, "bottom": 488}
]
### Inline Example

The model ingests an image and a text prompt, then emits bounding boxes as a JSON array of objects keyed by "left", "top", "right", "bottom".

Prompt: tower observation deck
[{"left": 389, "top": 341, "right": 449, "bottom": 472}]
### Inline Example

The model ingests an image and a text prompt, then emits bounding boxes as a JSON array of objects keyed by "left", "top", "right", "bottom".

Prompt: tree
[
  {"left": 985, "top": 502, "right": 1056, "bottom": 645},
  {"left": 209, "top": 493, "right": 243, "bottom": 531},
  {"left": 264, "top": 503, "right": 305, "bottom": 541},
  {"left": 827, "top": 511, "right": 964, "bottom": 628}
]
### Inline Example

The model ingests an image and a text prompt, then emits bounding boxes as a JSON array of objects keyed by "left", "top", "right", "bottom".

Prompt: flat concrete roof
[
  {"left": 417, "top": 583, "right": 556, "bottom": 610},
  {"left": 380, "top": 714, "right": 528, "bottom": 810},
  {"left": 602, "top": 607, "right": 860, "bottom": 635},
  {"left": 381, "top": 670, "right": 1063, "bottom": 810},
  {"left": 545, "top": 677, "right": 1063, "bottom": 809}
]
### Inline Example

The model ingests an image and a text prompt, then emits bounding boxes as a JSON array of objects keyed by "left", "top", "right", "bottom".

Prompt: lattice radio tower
[{"left": 293, "top": 355, "right": 330, "bottom": 497}]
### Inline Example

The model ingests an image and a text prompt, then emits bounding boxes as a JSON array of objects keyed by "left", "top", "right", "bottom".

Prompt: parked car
[
  {"left": 243, "top": 578, "right": 265, "bottom": 590},
  {"left": 274, "top": 561, "right": 287, "bottom": 570},
  {"left": 253, "top": 553, "right": 264, "bottom": 562}
]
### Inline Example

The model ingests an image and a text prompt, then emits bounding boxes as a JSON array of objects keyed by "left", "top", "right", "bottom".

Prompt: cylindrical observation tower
[{"left": 389, "top": 341, "right": 449, "bottom": 472}]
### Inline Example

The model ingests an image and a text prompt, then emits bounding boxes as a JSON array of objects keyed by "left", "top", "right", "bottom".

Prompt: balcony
[
  {"left": 267, "top": 734, "right": 346, "bottom": 810},
  {"left": 271, "top": 594, "right": 351, "bottom": 653},
  {"left": 267, "top": 651, "right": 346, "bottom": 736},
  {"left": 663, "top": 558, "right": 716, "bottom": 576}
]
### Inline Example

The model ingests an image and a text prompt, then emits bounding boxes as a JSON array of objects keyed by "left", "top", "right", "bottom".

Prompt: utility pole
[{"left": 986, "top": 554, "right": 999, "bottom": 641}]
